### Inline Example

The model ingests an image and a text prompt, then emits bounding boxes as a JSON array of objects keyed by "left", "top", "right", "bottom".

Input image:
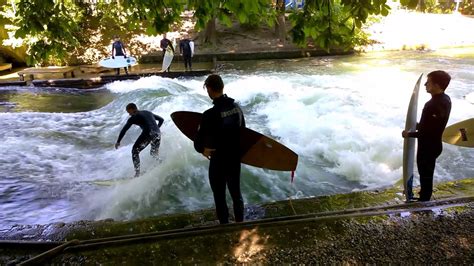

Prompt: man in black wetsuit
[
  {"left": 179, "top": 35, "right": 193, "bottom": 71},
  {"left": 402, "top": 70, "right": 452, "bottom": 201},
  {"left": 115, "top": 103, "right": 164, "bottom": 177},
  {"left": 194, "top": 74, "right": 246, "bottom": 224},
  {"left": 160, "top": 33, "right": 174, "bottom": 72},
  {"left": 111, "top": 35, "right": 129, "bottom": 75}
]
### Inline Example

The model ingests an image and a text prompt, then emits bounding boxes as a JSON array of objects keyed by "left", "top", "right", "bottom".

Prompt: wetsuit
[
  {"left": 407, "top": 92, "right": 451, "bottom": 201},
  {"left": 179, "top": 39, "right": 192, "bottom": 71},
  {"left": 117, "top": 110, "right": 164, "bottom": 177},
  {"left": 194, "top": 94, "right": 245, "bottom": 224},
  {"left": 111, "top": 40, "right": 128, "bottom": 75},
  {"left": 160, "top": 38, "right": 174, "bottom": 72}
]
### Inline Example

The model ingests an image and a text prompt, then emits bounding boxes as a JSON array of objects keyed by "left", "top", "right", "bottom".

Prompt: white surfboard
[
  {"left": 442, "top": 118, "right": 474, "bottom": 148},
  {"left": 402, "top": 74, "right": 423, "bottom": 201},
  {"left": 99, "top": 56, "right": 137, "bottom": 68},
  {"left": 189, "top": 41, "right": 195, "bottom": 57},
  {"left": 161, "top": 47, "right": 174, "bottom": 72}
]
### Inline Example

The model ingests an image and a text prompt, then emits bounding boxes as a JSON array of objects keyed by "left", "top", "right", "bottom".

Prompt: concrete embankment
[
  {"left": 1, "top": 178, "right": 473, "bottom": 264},
  {"left": 139, "top": 48, "right": 354, "bottom": 64}
]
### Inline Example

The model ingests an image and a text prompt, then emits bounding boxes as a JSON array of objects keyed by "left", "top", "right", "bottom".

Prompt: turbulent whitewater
[{"left": 1, "top": 49, "right": 473, "bottom": 229}]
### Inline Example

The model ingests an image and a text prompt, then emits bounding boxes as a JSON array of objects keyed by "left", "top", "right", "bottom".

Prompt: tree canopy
[{"left": 0, "top": 0, "right": 391, "bottom": 66}]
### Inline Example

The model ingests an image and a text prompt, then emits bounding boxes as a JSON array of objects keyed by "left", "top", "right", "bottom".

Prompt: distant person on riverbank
[
  {"left": 194, "top": 74, "right": 246, "bottom": 224},
  {"left": 179, "top": 34, "right": 193, "bottom": 71},
  {"left": 115, "top": 103, "right": 164, "bottom": 178},
  {"left": 160, "top": 33, "right": 174, "bottom": 72},
  {"left": 402, "top": 70, "right": 452, "bottom": 201},
  {"left": 111, "top": 35, "right": 129, "bottom": 75}
]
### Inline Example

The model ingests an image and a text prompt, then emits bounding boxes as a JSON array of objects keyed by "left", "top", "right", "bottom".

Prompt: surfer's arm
[
  {"left": 116, "top": 121, "right": 133, "bottom": 147},
  {"left": 111, "top": 43, "right": 115, "bottom": 57},
  {"left": 169, "top": 40, "right": 175, "bottom": 53},
  {"left": 194, "top": 124, "right": 205, "bottom": 153},
  {"left": 154, "top": 114, "right": 164, "bottom": 128},
  {"left": 194, "top": 112, "right": 212, "bottom": 153},
  {"left": 202, "top": 147, "right": 215, "bottom": 160},
  {"left": 121, "top": 41, "right": 127, "bottom": 57},
  {"left": 402, "top": 130, "right": 418, "bottom": 138}
]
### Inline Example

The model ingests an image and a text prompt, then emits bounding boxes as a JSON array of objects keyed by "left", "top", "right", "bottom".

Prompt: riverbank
[
  {"left": 1, "top": 179, "right": 473, "bottom": 264},
  {"left": 1, "top": 10, "right": 474, "bottom": 84}
]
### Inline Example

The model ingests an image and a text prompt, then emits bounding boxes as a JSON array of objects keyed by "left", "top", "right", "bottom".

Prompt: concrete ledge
[
  {"left": 140, "top": 48, "right": 354, "bottom": 63},
  {"left": 32, "top": 70, "right": 213, "bottom": 89},
  {"left": 0, "top": 80, "right": 27, "bottom": 87}
]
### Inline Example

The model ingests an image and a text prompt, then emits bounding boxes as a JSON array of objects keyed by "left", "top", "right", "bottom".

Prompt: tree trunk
[
  {"left": 204, "top": 16, "right": 217, "bottom": 47},
  {"left": 275, "top": 0, "right": 286, "bottom": 43}
]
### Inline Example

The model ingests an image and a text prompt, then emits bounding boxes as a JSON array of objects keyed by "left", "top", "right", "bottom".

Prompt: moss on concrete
[{"left": 62, "top": 178, "right": 474, "bottom": 242}]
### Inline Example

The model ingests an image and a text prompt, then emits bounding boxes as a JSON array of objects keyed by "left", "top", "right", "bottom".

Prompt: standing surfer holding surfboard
[
  {"left": 160, "top": 34, "right": 174, "bottom": 72},
  {"left": 115, "top": 103, "right": 164, "bottom": 178},
  {"left": 194, "top": 74, "right": 246, "bottom": 224},
  {"left": 402, "top": 70, "right": 452, "bottom": 201},
  {"left": 111, "top": 35, "right": 129, "bottom": 75}
]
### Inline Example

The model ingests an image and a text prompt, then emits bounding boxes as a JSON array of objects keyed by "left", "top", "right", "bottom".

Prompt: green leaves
[
  {"left": 189, "top": 0, "right": 275, "bottom": 43},
  {"left": 8, "top": 0, "right": 82, "bottom": 65},
  {"left": 1, "top": 0, "right": 391, "bottom": 65},
  {"left": 290, "top": 0, "right": 390, "bottom": 51},
  {"left": 123, "top": 0, "right": 184, "bottom": 35}
]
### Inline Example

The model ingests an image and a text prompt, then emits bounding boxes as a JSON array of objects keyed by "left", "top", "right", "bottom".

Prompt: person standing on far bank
[
  {"left": 115, "top": 103, "right": 164, "bottom": 178},
  {"left": 160, "top": 33, "right": 174, "bottom": 72},
  {"left": 111, "top": 35, "right": 129, "bottom": 75},
  {"left": 402, "top": 70, "right": 452, "bottom": 201},
  {"left": 194, "top": 74, "right": 246, "bottom": 224},
  {"left": 179, "top": 35, "right": 193, "bottom": 71}
]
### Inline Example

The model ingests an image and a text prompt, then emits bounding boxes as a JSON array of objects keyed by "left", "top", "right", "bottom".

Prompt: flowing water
[{"left": 1, "top": 48, "right": 473, "bottom": 229}]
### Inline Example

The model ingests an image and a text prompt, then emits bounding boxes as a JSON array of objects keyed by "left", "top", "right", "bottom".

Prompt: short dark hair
[
  {"left": 126, "top": 103, "right": 137, "bottom": 111},
  {"left": 427, "top": 70, "right": 451, "bottom": 91},
  {"left": 204, "top": 74, "right": 224, "bottom": 92}
]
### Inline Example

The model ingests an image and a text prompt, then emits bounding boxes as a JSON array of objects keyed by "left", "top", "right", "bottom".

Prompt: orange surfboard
[{"left": 171, "top": 111, "right": 298, "bottom": 171}]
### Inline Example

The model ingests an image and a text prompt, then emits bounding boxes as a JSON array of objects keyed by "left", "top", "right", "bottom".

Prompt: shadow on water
[{"left": 0, "top": 87, "right": 115, "bottom": 113}]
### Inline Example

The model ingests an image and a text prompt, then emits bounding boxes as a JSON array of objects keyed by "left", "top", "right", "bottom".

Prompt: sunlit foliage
[
  {"left": 290, "top": 0, "right": 390, "bottom": 51},
  {"left": 0, "top": 0, "right": 392, "bottom": 65},
  {"left": 2, "top": 0, "right": 83, "bottom": 66}
]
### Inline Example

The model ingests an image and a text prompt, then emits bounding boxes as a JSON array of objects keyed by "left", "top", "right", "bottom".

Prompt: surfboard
[
  {"left": 171, "top": 111, "right": 298, "bottom": 171},
  {"left": 90, "top": 177, "right": 132, "bottom": 186},
  {"left": 189, "top": 41, "right": 195, "bottom": 57},
  {"left": 99, "top": 56, "right": 137, "bottom": 68},
  {"left": 442, "top": 118, "right": 474, "bottom": 147},
  {"left": 402, "top": 74, "right": 423, "bottom": 201},
  {"left": 161, "top": 47, "right": 174, "bottom": 72}
]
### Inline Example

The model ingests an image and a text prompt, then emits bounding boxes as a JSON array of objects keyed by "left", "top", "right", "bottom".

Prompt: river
[{"left": 0, "top": 48, "right": 473, "bottom": 229}]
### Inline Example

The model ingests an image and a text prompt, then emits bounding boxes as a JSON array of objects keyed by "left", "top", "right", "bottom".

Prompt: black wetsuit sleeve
[
  {"left": 111, "top": 43, "right": 115, "bottom": 56},
  {"left": 194, "top": 111, "right": 213, "bottom": 153},
  {"left": 116, "top": 118, "right": 133, "bottom": 143},
  {"left": 154, "top": 114, "right": 164, "bottom": 128},
  {"left": 120, "top": 41, "right": 127, "bottom": 56},
  {"left": 169, "top": 40, "right": 175, "bottom": 53}
]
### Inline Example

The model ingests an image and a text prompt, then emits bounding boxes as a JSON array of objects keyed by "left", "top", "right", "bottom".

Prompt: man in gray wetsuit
[{"left": 115, "top": 103, "right": 164, "bottom": 177}]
